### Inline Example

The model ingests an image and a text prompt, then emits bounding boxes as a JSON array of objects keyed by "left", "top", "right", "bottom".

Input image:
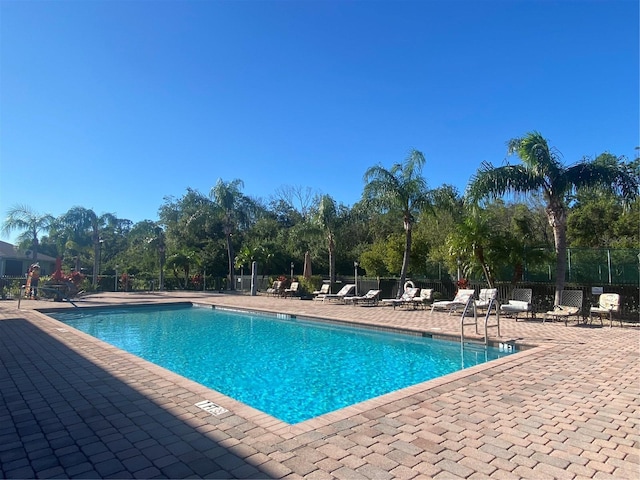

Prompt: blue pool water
[{"left": 51, "top": 305, "right": 514, "bottom": 424}]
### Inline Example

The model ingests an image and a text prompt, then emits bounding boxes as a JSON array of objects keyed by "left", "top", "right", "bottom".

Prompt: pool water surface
[{"left": 52, "top": 305, "right": 514, "bottom": 424}]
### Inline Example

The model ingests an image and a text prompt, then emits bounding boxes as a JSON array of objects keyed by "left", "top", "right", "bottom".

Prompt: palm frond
[
  {"left": 508, "top": 131, "right": 563, "bottom": 180},
  {"left": 566, "top": 161, "right": 640, "bottom": 202},
  {"left": 467, "top": 161, "right": 545, "bottom": 203}
]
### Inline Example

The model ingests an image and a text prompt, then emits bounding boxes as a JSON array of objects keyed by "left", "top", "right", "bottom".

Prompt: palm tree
[
  {"left": 166, "top": 250, "right": 196, "bottom": 289},
  {"left": 467, "top": 131, "right": 639, "bottom": 304},
  {"left": 210, "top": 178, "right": 246, "bottom": 290},
  {"left": 363, "top": 150, "right": 431, "bottom": 297},
  {"left": 313, "top": 195, "right": 340, "bottom": 285},
  {"left": 446, "top": 209, "right": 498, "bottom": 288},
  {"left": 146, "top": 224, "right": 166, "bottom": 290},
  {"left": 1, "top": 204, "right": 54, "bottom": 261},
  {"left": 61, "top": 207, "right": 117, "bottom": 288}
]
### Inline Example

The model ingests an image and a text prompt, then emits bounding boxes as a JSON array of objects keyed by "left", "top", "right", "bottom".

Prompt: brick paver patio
[{"left": 1, "top": 291, "right": 638, "bottom": 479}]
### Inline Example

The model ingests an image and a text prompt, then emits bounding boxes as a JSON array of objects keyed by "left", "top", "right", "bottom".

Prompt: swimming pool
[{"left": 51, "top": 304, "right": 514, "bottom": 424}]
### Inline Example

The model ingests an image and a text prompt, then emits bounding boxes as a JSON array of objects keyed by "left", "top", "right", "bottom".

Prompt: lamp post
[
  {"left": 290, "top": 262, "right": 294, "bottom": 279},
  {"left": 354, "top": 261, "right": 359, "bottom": 296},
  {"left": 98, "top": 239, "right": 103, "bottom": 289},
  {"left": 114, "top": 265, "right": 118, "bottom": 292}
]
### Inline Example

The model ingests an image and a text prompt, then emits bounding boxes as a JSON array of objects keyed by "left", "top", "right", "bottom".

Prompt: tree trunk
[
  {"left": 226, "top": 232, "right": 235, "bottom": 290},
  {"left": 475, "top": 245, "right": 494, "bottom": 288},
  {"left": 31, "top": 235, "right": 39, "bottom": 261},
  {"left": 398, "top": 222, "right": 412, "bottom": 298},
  {"left": 328, "top": 231, "right": 336, "bottom": 286},
  {"left": 92, "top": 240, "right": 99, "bottom": 288},
  {"left": 547, "top": 204, "right": 567, "bottom": 305},
  {"left": 91, "top": 224, "right": 100, "bottom": 288}
]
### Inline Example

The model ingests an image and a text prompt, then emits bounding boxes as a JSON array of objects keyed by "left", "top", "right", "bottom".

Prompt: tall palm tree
[
  {"left": 1, "top": 204, "right": 54, "bottom": 261},
  {"left": 313, "top": 195, "right": 339, "bottom": 285},
  {"left": 363, "top": 150, "right": 431, "bottom": 297},
  {"left": 210, "top": 178, "right": 246, "bottom": 290},
  {"left": 61, "top": 207, "right": 117, "bottom": 288},
  {"left": 467, "top": 131, "right": 639, "bottom": 304},
  {"left": 146, "top": 224, "right": 166, "bottom": 290}
]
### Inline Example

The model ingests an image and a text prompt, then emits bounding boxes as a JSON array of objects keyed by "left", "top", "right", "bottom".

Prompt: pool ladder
[{"left": 460, "top": 297, "right": 500, "bottom": 346}]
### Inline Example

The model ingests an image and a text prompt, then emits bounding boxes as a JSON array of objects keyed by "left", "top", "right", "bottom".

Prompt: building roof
[{"left": 0, "top": 241, "right": 57, "bottom": 262}]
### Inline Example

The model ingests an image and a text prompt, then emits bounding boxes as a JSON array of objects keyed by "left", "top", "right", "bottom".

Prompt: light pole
[
  {"left": 290, "top": 262, "right": 294, "bottom": 279},
  {"left": 114, "top": 265, "right": 119, "bottom": 292},
  {"left": 354, "top": 261, "right": 359, "bottom": 296},
  {"left": 98, "top": 239, "right": 103, "bottom": 289}
]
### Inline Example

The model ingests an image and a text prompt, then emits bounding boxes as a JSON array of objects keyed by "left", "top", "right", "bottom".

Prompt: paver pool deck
[{"left": 1, "top": 291, "right": 638, "bottom": 479}]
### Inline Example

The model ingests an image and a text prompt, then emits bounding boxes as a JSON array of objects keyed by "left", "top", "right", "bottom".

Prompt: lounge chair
[
  {"left": 345, "top": 289, "right": 381, "bottom": 306},
  {"left": 381, "top": 287, "right": 420, "bottom": 309},
  {"left": 408, "top": 288, "right": 434, "bottom": 309},
  {"left": 544, "top": 289, "right": 584, "bottom": 326},
  {"left": 312, "top": 283, "right": 331, "bottom": 300},
  {"left": 589, "top": 293, "right": 621, "bottom": 328},
  {"left": 266, "top": 281, "right": 283, "bottom": 297},
  {"left": 499, "top": 288, "right": 533, "bottom": 321},
  {"left": 430, "top": 289, "right": 475, "bottom": 315},
  {"left": 283, "top": 282, "right": 300, "bottom": 298},
  {"left": 474, "top": 288, "right": 499, "bottom": 317},
  {"left": 323, "top": 284, "right": 355, "bottom": 303}
]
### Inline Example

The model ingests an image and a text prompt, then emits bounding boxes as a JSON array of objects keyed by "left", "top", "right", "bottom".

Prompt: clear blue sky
[{"left": 1, "top": 0, "right": 638, "bottom": 244}]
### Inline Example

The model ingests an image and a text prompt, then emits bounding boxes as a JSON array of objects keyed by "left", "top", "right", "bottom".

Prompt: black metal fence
[{"left": 2, "top": 272, "right": 637, "bottom": 321}]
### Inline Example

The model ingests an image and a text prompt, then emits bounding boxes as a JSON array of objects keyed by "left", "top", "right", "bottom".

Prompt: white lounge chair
[
  {"left": 410, "top": 288, "right": 434, "bottom": 309},
  {"left": 345, "top": 289, "right": 381, "bottom": 306},
  {"left": 323, "top": 284, "right": 355, "bottom": 303},
  {"left": 589, "top": 293, "right": 621, "bottom": 328},
  {"left": 283, "top": 282, "right": 300, "bottom": 298},
  {"left": 474, "top": 288, "right": 499, "bottom": 317},
  {"left": 312, "top": 283, "right": 331, "bottom": 300},
  {"left": 430, "top": 289, "right": 475, "bottom": 315},
  {"left": 381, "top": 287, "right": 420, "bottom": 309},
  {"left": 266, "top": 281, "right": 283, "bottom": 297},
  {"left": 500, "top": 288, "right": 533, "bottom": 321}
]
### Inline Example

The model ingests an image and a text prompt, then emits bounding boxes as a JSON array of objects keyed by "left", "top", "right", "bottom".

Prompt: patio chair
[
  {"left": 499, "top": 288, "right": 533, "bottom": 321},
  {"left": 544, "top": 289, "right": 584, "bottom": 326},
  {"left": 345, "top": 289, "right": 381, "bottom": 306},
  {"left": 323, "top": 284, "right": 355, "bottom": 303},
  {"left": 283, "top": 282, "right": 300, "bottom": 298},
  {"left": 381, "top": 287, "right": 420, "bottom": 309},
  {"left": 409, "top": 288, "right": 434, "bottom": 309},
  {"left": 266, "top": 281, "right": 283, "bottom": 297},
  {"left": 589, "top": 293, "right": 621, "bottom": 328},
  {"left": 474, "top": 288, "right": 499, "bottom": 317},
  {"left": 312, "top": 283, "right": 331, "bottom": 301},
  {"left": 430, "top": 289, "right": 475, "bottom": 315}
]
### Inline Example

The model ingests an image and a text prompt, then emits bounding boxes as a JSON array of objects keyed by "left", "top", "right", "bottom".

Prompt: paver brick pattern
[{"left": 1, "top": 291, "right": 638, "bottom": 479}]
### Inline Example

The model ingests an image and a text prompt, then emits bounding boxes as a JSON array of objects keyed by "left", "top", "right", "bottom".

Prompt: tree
[
  {"left": 312, "top": 195, "right": 340, "bottom": 285},
  {"left": 445, "top": 201, "right": 550, "bottom": 287},
  {"left": 1, "top": 205, "right": 54, "bottom": 261},
  {"left": 446, "top": 209, "right": 498, "bottom": 287},
  {"left": 467, "top": 132, "right": 639, "bottom": 304},
  {"left": 60, "top": 207, "right": 117, "bottom": 288},
  {"left": 363, "top": 150, "right": 431, "bottom": 297},
  {"left": 210, "top": 178, "right": 251, "bottom": 290},
  {"left": 568, "top": 155, "right": 640, "bottom": 248},
  {"left": 166, "top": 250, "right": 197, "bottom": 289}
]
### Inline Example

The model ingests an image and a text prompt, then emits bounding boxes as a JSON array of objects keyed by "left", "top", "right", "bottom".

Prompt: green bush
[{"left": 297, "top": 276, "right": 323, "bottom": 295}]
